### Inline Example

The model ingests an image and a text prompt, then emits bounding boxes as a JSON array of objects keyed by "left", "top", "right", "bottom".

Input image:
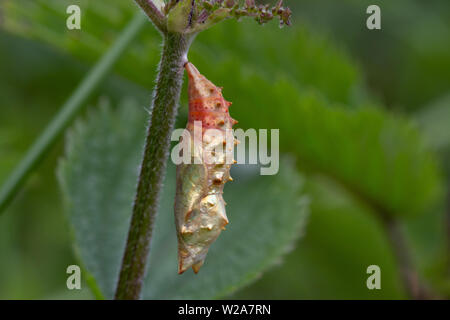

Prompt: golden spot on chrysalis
[{"left": 181, "top": 226, "right": 193, "bottom": 235}]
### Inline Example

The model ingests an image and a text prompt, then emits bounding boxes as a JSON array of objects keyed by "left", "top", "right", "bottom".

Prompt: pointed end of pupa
[
  {"left": 185, "top": 62, "right": 221, "bottom": 100},
  {"left": 178, "top": 254, "right": 205, "bottom": 274},
  {"left": 185, "top": 62, "right": 201, "bottom": 79},
  {"left": 178, "top": 256, "right": 190, "bottom": 275},
  {"left": 192, "top": 261, "right": 204, "bottom": 274}
]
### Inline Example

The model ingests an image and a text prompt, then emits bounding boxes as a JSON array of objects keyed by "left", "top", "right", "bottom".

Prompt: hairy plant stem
[
  {"left": 134, "top": 0, "right": 167, "bottom": 32},
  {"left": 115, "top": 32, "right": 193, "bottom": 300}
]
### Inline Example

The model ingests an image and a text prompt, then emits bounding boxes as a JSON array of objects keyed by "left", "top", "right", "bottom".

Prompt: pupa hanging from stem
[{"left": 174, "top": 62, "right": 238, "bottom": 274}]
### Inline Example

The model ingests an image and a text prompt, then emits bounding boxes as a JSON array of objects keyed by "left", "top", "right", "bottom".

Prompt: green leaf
[
  {"left": 192, "top": 19, "right": 364, "bottom": 105},
  {"left": 167, "top": 0, "right": 194, "bottom": 33},
  {"left": 3, "top": 0, "right": 363, "bottom": 105},
  {"left": 58, "top": 100, "right": 308, "bottom": 299},
  {"left": 3, "top": 0, "right": 162, "bottom": 88},
  {"left": 415, "top": 93, "right": 450, "bottom": 151},
  {"left": 0, "top": 12, "right": 147, "bottom": 214},
  {"left": 234, "top": 176, "right": 408, "bottom": 299},
  {"left": 189, "top": 60, "right": 443, "bottom": 219},
  {"left": 413, "top": 93, "right": 450, "bottom": 297}
]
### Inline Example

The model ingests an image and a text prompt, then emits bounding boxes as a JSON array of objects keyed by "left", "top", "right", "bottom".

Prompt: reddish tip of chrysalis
[{"left": 184, "top": 62, "right": 235, "bottom": 130}]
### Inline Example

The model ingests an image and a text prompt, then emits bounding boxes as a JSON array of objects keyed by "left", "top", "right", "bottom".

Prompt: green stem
[
  {"left": 382, "top": 217, "right": 434, "bottom": 299},
  {"left": 134, "top": 0, "right": 167, "bottom": 32},
  {"left": 0, "top": 12, "right": 147, "bottom": 214},
  {"left": 114, "top": 32, "right": 193, "bottom": 300}
]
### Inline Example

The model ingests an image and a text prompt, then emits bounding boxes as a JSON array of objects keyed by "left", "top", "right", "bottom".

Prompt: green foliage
[
  {"left": 414, "top": 95, "right": 450, "bottom": 297},
  {"left": 291, "top": 0, "right": 450, "bottom": 110},
  {"left": 416, "top": 94, "right": 450, "bottom": 152},
  {"left": 167, "top": 0, "right": 194, "bottom": 33},
  {"left": 234, "top": 177, "right": 407, "bottom": 299},
  {"left": 1, "top": 0, "right": 448, "bottom": 299},
  {"left": 192, "top": 19, "right": 363, "bottom": 105},
  {"left": 2, "top": 0, "right": 362, "bottom": 105},
  {"left": 0, "top": 13, "right": 146, "bottom": 213},
  {"left": 186, "top": 60, "right": 443, "bottom": 219},
  {"left": 189, "top": 0, "right": 292, "bottom": 32},
  {"left": 58, "top": 101, "right": 308, "bottom": 299},
  {"left": 3, "top": 0, "right": 161, "bottom": 87},
  {"left": 0, "top": 32, "right": 150, "bottom": 299},
  {"left": 0, "top": 33, "right": 108, "bottom": 299},
  {"left": 56, "top": 65, "right": 444, "bottom": 298}
]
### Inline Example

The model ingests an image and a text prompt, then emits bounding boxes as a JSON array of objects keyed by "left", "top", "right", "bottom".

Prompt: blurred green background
[{"left": 0, "top": 0, "right": 449, "bottom": 299}]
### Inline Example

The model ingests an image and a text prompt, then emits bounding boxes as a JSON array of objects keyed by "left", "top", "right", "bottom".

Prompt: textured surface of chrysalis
[{"left": 174, "top": 63, "right": 238, "bottom": 274}]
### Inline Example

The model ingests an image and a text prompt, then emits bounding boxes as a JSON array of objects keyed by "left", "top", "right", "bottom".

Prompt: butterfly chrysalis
[{"left": 174, "top": 62, "right": 238, "bottom": 274}]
